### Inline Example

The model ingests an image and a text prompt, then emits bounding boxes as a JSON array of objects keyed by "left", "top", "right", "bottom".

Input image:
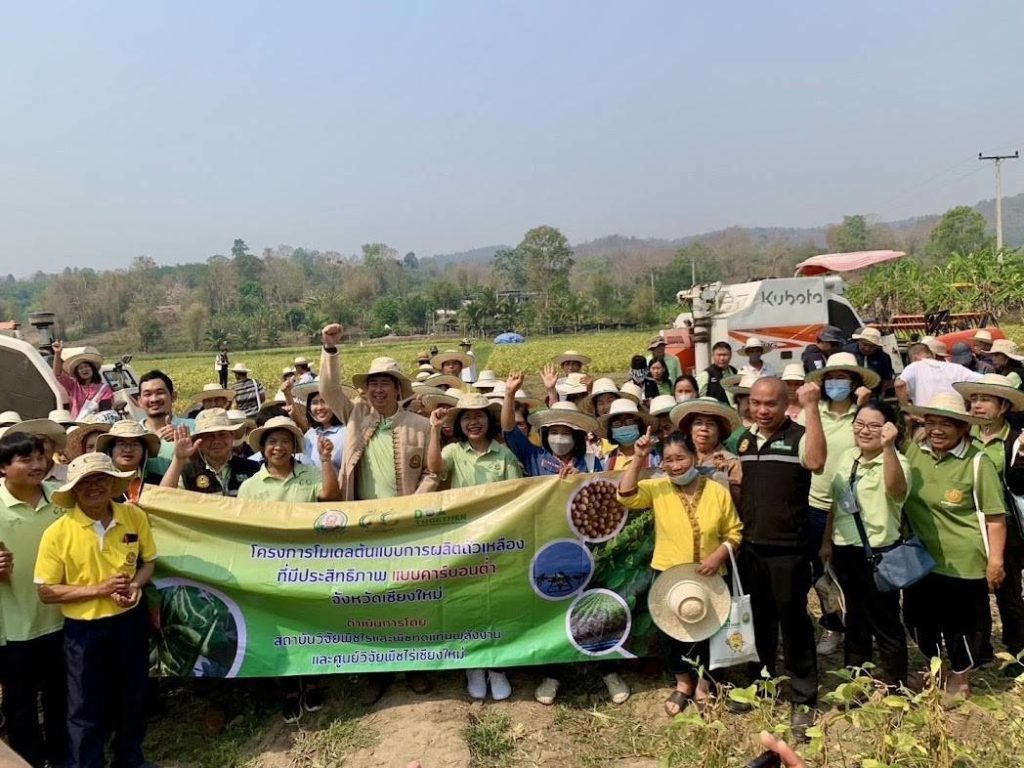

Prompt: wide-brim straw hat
[
  {"left": 670, "top": 397, "right": 742, "bottom": 434},
  {"left": 514, "top": 390, "right": 543, "bottom": 410},
  {"left": 553, "top": 350, "right": 591, "bottom": 367},
  {"left": 528, "top": 402, "right": 598, "bottom": 434},
  {"left": 232, "top": 363, "right": 251, "bottom": 374},
  {"left": 293, "top": 380, "right": 358, "bottom": 404},
  {"left": 430, "top": 349, "right": 472, "bottom": 370},
  {"left": 48, "top": 409, "right": 82, "bottom": 428},
  {"left": 722, "top": 374, "right": 757, "bottom": 396},
  {"left": 954, "top": 374, "right": 1024, "bottom": 412},
  {"left": 974, "top": 329, "right": 994, "bottom": 343},
  {"left": 63, "top": 346, "right": 103, "bottom": 372},
  {"left": 65, "top": 420, "right": 111, "bottom": 459},
  {"left": 352, "top": 357, "right": 414, "bottom": 400},
  {"left": 293, "top": 356, "right": 310, "bottom": 367},
  {"left": 473, "top": 370, "right": 499, "bottom": 390},
  {"left": 52, "top": 452, "right": 135, "bottom": 509},
  {"left": 736, "top": 337, "right": 766, "bottom": 356},
  {"left": 5, "top": 418, "right": 68, "bottom": 449},
  {"left": 618, "top": 381, "right": 644, "bottom": 404},
  {"left": 590, "top": 377, "right": 620, "bottom": 399},
  {"left": 648, "top": 564, "right": 731, "bottom": 643},
  {"left": 780, "top": 363, "right": 806, "bottom": 383},
  {"left": 191, "top": 408, "right": 247, "bottom": 439},
  {"left": 991, "top": 339, "right": 1024, "bottom": 362},
  {"left": 556, "top": 373, "right": 589, "bottom": 397},
  {"left": 852, "top": 326, "right": 883, "bottom": 347},
  {"left": 94, "top": 420, "right": 161, "bottom": 456},
  {"left": 597, "top": 398, "right": 652, "bottom": 433},
  {"left": 421, "top": 373, "right": 466, "bottom": 392},
  {"left": 443, "top": 392, "right": 501, "bottom": 428},
  {"left": 804, "top": 352, "right": 881, "bottom": 390},
  {"left": 421, "top": 391, "right": 460, "bottom": 412},
  {"left": 226, "top": 410, "right": 255, "bottom": 429},
  {"left": 190, "top": 383, "right": 236, "bottom": 407},
  {"left": 648, "top": 394, "right": 677, "bottom": 418},
  {"left": 0, "top": 411, "right": 23, "bottom": 426},
  {"left": 905, "top": 393, "right": 990, "bottom": 426},
  {"left": 247, "top": 416, "right": 305, "bottom": 453}
]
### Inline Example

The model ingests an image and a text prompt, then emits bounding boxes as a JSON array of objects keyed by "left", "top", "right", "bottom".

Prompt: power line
[{"left": 979, "top": 150, "right": 1020, "bottom": 250}]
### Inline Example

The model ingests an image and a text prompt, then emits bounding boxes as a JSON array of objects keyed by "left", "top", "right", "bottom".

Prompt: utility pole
[
  {"left": 649, "top": 267, "right": 655, "bottom": 305},
  {"left": 979, "top": 150, "right": 1019, "bottom": 252}
]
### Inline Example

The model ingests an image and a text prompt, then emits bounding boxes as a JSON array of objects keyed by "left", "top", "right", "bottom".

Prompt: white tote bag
[{"left": 709, "top": 543, "right": 759, "bottom": 669}]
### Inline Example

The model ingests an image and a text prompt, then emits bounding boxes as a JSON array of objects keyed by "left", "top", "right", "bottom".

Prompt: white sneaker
[
  {"left": 602, "top": 673, "right": 630, "bottom": 704},
  {"left": 534, "top": 677, "right": 560, "bottom": 705},
  {"left": 488, "top": 670, "right": 512, "bottom": 701},
  {"left": 466, "top": 668, "right": 487, "bottom": 699},
  {"left": 816, "top": 629, "right": 842, "bottom": 655}
]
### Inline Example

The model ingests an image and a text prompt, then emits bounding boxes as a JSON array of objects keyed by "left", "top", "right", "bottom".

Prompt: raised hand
[
  {"left": 880, "top": 422, "right": 899, "bottom": 447},
  {"left": 429, "top": 408, "right": 447, "bottom": 429},
  {"left": 854, "top": 385, "right": 872, "bottom": 406},
  {"left": 52, "top": 339, "right": 64, "bottom": 356},
  {"left": 634, "top": 425, "right": 655, "bottom": 458},
  {"left": 558, "top": 463, "right": 579, "bottom": 479},
  {"left": 797, "top": 381, "right": 821, "bottom": 408},
  {"left": 317, "top": 435, "right": 334, "bottom": 463},
  {"left": 322, "top": 323, "right": 344, "bottom": 348},
  {"left": 506, "top": 370, "right": 525, "bottom": 394},
  {"left": 172, "top": 427, "right": 202, "bottom": 460},
  {"left": 540, "top": 364, "right": 558, "bottom": 390},
  {"left": 157, "top": 414, "right": 177, "bottom": 443}
]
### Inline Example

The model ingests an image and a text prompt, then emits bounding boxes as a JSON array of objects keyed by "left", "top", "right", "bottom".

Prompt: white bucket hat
[
  {"left": 590, "top": 378, "right": 620, "bottom": 399},
  {"left": 618, "top": 382, "right": 644, "bottom": 404},
  {"left": 648, "top": 564, "right": 731, "bottom": 642},
  {"left": 780, "top": 364, "right": 806, "bottom": 383},
  {"left": 597, "top": 398, "right": 652, "bottom": 433},
  {"left": 52, "top": 452, "right": 135, "bottom": 509},
  {"left": 48, "top": 409, "right": 81, "bottom": 428},
  {"left": 473, "top": 370, "right": 499, "bottom": 391},
  {"left": 648, "top": 394, "right": 677, "bottom": 418},
  {"left": 852, "top": 326, "right": 883, "bottom": 347}
]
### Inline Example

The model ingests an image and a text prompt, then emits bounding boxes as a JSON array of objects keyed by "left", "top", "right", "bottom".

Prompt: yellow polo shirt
[{"left": 34, "top": 502, "right": 157, "bottom": 621}]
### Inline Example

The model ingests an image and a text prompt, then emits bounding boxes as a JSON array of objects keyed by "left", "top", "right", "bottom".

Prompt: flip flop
[{"left": 664, "top": 689, "right": 691, "bottom": 717}]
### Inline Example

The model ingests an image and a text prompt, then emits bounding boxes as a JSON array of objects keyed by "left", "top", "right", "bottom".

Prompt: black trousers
[
  {"left": 832, "top": 545, "right": 908, "bottom": 685},
  {"left": 658, "top": 631, "right": 710, "bottom": 676},
  {"left": 0, "top": 631, "right": 67, "bottom": 768},
  {"left": 65, "top": 605, "right": 150, "bottom": 768},
  {"left": 995, "top": 519, "right": 1024, "bottom": 657},
  {"left": 740, "top": 545, "right": 818, "bottom": 705},
  {"left": 904, "top": 572, "right": 989, "bottom": 673}
]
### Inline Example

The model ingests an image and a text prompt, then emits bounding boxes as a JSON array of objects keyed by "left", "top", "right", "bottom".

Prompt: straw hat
[
  {"left": 648, "top": 394, "right": 677, "bottom": 418},
  {"left": 293, "top": 356, "right": 311, "bottom": 367},
  {"left": 63, "top": 346, "right": 103, "bottom": 372},
  {"left": 416, "top": 349, "right": 431, "bottom": 363},
  {"left": 990, "top": 339, "right": 1024, "bottom": 362},
  {"left": 805, "top": 352, "right": 881, "bottom": 390},
  {"left": 247, "top": 416, "right": 305, "bottom": 453},
  {"left": 974, "top": 329, "right": 994, "bottom": 343},
  {"left": 415, "top": 371, "right": 432, "bottom": 382},
  {"left": 64, "top": 420, "right": 112, "bottom": 460},
  {"left": 191, "top": 408, "right": 247, "bottom": 439},
  {"left": 618, "top": 381, "right": 644, "bottom": 404},
  {"left": 423, "top": 373, "right": 466, "bottom": 392},
  {"left": 780, "top": 364, "right": 806, "bottom": 383},
  {"left": 226, "top": 409, "right": 254, "bottom": 427},
  {"left": 852, "top": 326, "right": 883, "bottom": 347},
  {"left": 442, "top": 392, "right": 501, "bottom": 428},
  {"left": 473, "top": 370, "right": 499, "bottom": 391},
  {"left": 647, "top": 336, "right": 668, "bottom": 351},
  {"left": 598, "top": 398, "right": 652, "bottom": 433},
  {"left": 905, "top": 393, "right": 990, "bottom": 426},
  {"left": 513, "top": 389, "right": 543, "bottom": 410},
  {"left": 417, "top": 363, "right": 436, "bottom": 374},
  {"left": 95, "top": 420, "right": 161, "bottom": 456},
  {"left": 953, "top": 373, "right": 1024, "bottom": 412},
  {"left": 553, "top": 350, "right": 591, "bottom": 367},
  {"left": 352, "top": 358, "right": 414, "bottom": 400},
  {"left": 670, "top": 397, "right": 742, "bottom": 434},
  {"left": 281, "top": 366, "right": 296, "bottom": 377},
  {"left": 5, "top": 418, "right": 68, "bottom": 449},
  {"left": 528, "top": 402, "right": 599, "bottom": 434},
  {"left": 232, "top": 363, "right": 251, "bottom": 374},
  {"left": 0, "top": 411, "right": 23, "bottom": 426},
  {"left": 189, "top": 383, "right": 236, "bottom": 407},
  {"left": 556, "top": 373, "right": 589, "bottom": 397},
  {"left": 52, "top": 452, "right": 135, "bottom": 509},
  {"left": 590, "top": 378, "right": 620, "bottom": 400},
  {"left": 421, "top": 391, "right": 459, "bottom": 412},
  {"left": 48, "top": 409, "right": 81, "bottom": 428},
  {"left": 737, "top": 337, "right": 766, "bottom": 356},
  {"left": 648, "top": 564, "right": 731, "bottom": 643},
  {"left": 919, "top": 336, "right": 948, "bottom": 358},
  {"left": 722, "top": 373, "right": 758, "bottom": 396},
  {"left": 430, "top": 349, "right": 472, "bottom": 370},
  {"left": 293, "top": 380, "right": 358, "bottom": 404}
]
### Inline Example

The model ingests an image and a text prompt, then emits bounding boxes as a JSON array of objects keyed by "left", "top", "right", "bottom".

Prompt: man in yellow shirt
[{"left": 34, "top": 452, "right": 157, "bottom": 768}]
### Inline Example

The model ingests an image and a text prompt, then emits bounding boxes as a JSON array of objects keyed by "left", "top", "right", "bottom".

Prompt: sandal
[{"left": 664, "top": 689, "right": 691, "bottom": 716}]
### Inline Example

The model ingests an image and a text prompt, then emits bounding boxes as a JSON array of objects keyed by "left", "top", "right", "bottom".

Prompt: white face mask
[
  {"left": 547, "top": 433, "right": 576, "bottom": 456},
  {"left": 675, "top": 393, "right": 696, "bottom": 403}
]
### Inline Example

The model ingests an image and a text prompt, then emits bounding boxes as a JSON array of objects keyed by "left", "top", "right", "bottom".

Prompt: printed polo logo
[
  {"left": 738, "top": 439, "right": 750, "bottom": 453},
  {"left": 769, "top": 440, "right": 789, "bottom": 450},
  {"left": 196, "top": 475, "right": 211, "bottom": 489},
  {"left": 314, "top": 510, "right": 348, "bottom": 533},
  {"left": 125, "top": 551, "right": 137, "bottom": 565},
  {"left": 944, "top": 488, "right": 965, "bottom": 505},
  {"left": 409, "top": 454, "right": 422, "bottom": 469}
]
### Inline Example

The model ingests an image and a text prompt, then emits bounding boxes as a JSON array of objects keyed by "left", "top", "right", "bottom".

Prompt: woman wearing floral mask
[{"left": 600, "top": 398, "right": 659, "bottom": 471}]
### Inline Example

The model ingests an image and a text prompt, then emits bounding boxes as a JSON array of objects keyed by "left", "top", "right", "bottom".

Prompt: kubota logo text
[{"left": 761, "top": 289, "right": 823, "bottom": 306}]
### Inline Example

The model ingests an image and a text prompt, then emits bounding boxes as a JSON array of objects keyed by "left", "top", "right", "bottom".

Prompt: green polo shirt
[
  {"left": 830, "top": 446, "right": 910, "bottom": 548},
  {"left": 799, "top": 402, "right": 855, "bottom": 510},
  {"left": 971, "top": 422, "right": 1011, "bottom": 476},
  {"left": 236, "top": 464, "right": 321, "bottom": 503},
  {"left": 356, "top": 418, "right": 398, "bottom": 501},
  {"left": 904, "top": 440, "right": 1006, "bottom": 579},
  {"left": 0, "top": 483, "right": 64, "bottom": 643},
  {"left": 440, "top": 441, "right": 524, "bottom": 489}
]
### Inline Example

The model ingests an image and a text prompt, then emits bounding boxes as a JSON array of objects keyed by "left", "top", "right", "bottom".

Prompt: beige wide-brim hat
[
  {"left": 598, "top": 398, "right": 652, "bottom": 434},
  {"left": 65, "top": 421, "right": 111, "bottom": 460},
  {"left": 281, "top": 367, "right": 296, "bottom": 377},
  {"left": 189, "top": 383, "right": 236, "bottom": 407},
  {"left": 648, "top": 394, "right": 677, "bottom": 418},
  {"left": 232, "top": 363, "right": 251, "bottom": 374},
  {"left": 722, "top": 374, "right": 758, "bottom": 396},
  {"left": 191, "top": 408, "right": 247, "bottom": 439},
  {"left": 293, "top": 356, "right": 311, "bottom": 367},
  {"left": 528, "top": 402, "right": 599, "bottom": 434},
  {"left": 805, "top": 352, "right": 881, "bottom": 390},
  {"left": 974, "top": 329, "right": 994, "bottom": 343},
  {"left": 736, "top": 337, "right": 766, "bottom": 356},
  {"left": 780, "top": 363, "right": 806, "bottom": 383},
  {"left": 514, "top": 390, "right": 544, "bottom": 410},
  {"left": 618, "top": 381, "right": 644, "bottom": 404},
  {"left": 422, "top": 373, "right": 466, "bottom": 393},
  {"left": 226, "top": 410, "right": 255, "bottom": 428},
  {"left": 990, "top": 339, "right": 1024, "bottom": 362},
  {"left": 5, "top": 419, "right": 68, "bottom": 449},
  {"left": 94, "top": 420, "right": 161, "bottom": 456},
  {"left": 590, "top": 377, "right": 620, "bottom": 399},
  {"left": 648, "top": 564, "right": 731, "bottom": 643},
  {"left": 430, "top": 349, "right": 472, "bottom": 370},
  {"left": 247, "top": 416, "right": 305, "bottom": 453},
  {"left": 852, "top": 326, "right": 883, "bottom": 347},
  {"left": 63, "top": 346, "right": 103, "bottom": 372},
  {"left": 473, "top": 370, "right": 499, "bottom": 390},
  {"left": 352, "top": 357, "right": 414, "bottom": 400},
  {"left": 954, "top": 374, "right": 1024, "bottom": 412},
  {"left": 52, "top": 452, "right": 135, "bottom": 509},
  {"left": 670, "top": 398, "right": 742, "bottom": 434},
  {"left": 48, "top": 409, "right": 82, "bottom": 428},
  {"left": 443, "top": 392, "right": 501, "bottom": 428},
  {"left": 553, "top": 350, "right": 591, "bottom": 367},
  {"left": 422, "top": 391, "right": 460, "bottom": 412},
  {"left": 556, "top": 373, "right": 589, "bottom": 397},
  {"left": 920, "top": 336, "right": 948, "bottom": 358},
  {"left": 905, "top": 393, "right": 990, "bottom": 426},
  {"left": 0, "top": 411, "right": 23, "bottom": 426}
]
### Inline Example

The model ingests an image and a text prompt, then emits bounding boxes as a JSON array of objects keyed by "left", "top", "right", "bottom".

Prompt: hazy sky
[{"left": 2, "top": 1, "right": 1022, "bottom": 273}]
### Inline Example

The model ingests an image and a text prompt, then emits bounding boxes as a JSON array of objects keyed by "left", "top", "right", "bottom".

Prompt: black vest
[
  {"left": 181, "top": 456, "right": 260, "bottom": 497},
  {"left": 736, "top": 419, "right": 810, "bottom": 547},
  {"left": 703, "top": 364, "right": 736, "bottom": 404}
]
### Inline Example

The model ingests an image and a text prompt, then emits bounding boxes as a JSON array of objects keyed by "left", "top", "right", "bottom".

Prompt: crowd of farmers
[{"left": 3, "top": 320, "right": 1024, "bottom": 767}]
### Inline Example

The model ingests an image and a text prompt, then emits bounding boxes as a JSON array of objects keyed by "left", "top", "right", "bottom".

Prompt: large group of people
[{"left": 1, "top": 322, "right": 1023, "bottom": 766}]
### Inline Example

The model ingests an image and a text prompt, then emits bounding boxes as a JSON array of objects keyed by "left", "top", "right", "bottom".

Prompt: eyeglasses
[{"left": 852, "top": 421, "right": 883, "bottom": 433}]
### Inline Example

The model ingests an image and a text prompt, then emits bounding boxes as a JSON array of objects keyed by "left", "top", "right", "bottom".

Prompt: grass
[{"left": 465, "top": 711, "right": 521, "bottom": 767}]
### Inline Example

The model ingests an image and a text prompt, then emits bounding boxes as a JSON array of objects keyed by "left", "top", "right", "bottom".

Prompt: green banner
[{"left": 142, "top": 474, "right": 656, "bottom": 678}]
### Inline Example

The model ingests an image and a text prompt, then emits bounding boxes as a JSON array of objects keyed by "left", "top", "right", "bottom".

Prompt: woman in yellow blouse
[{"left": 618, "top": 428, "right": 743, "bottom": 714}]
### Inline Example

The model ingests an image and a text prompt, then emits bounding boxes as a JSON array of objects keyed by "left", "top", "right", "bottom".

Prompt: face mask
[
  {"left": 675, "top": 393, "right": 695, "bottom": 403},
  {"left": 824, "top": 380, "right": 852, "bottom": 401},
  {"left": 670, "top": 467, "right": 699, "bottom": 486},
  {"left": 611, "top": 425, "right": 641, "bottom": 446},
  {"left": 630, "top": 368, "right": 647, "bottom": 385},
  {"left": 547, "top": 434, "right": 576, "bottom": 456}
]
